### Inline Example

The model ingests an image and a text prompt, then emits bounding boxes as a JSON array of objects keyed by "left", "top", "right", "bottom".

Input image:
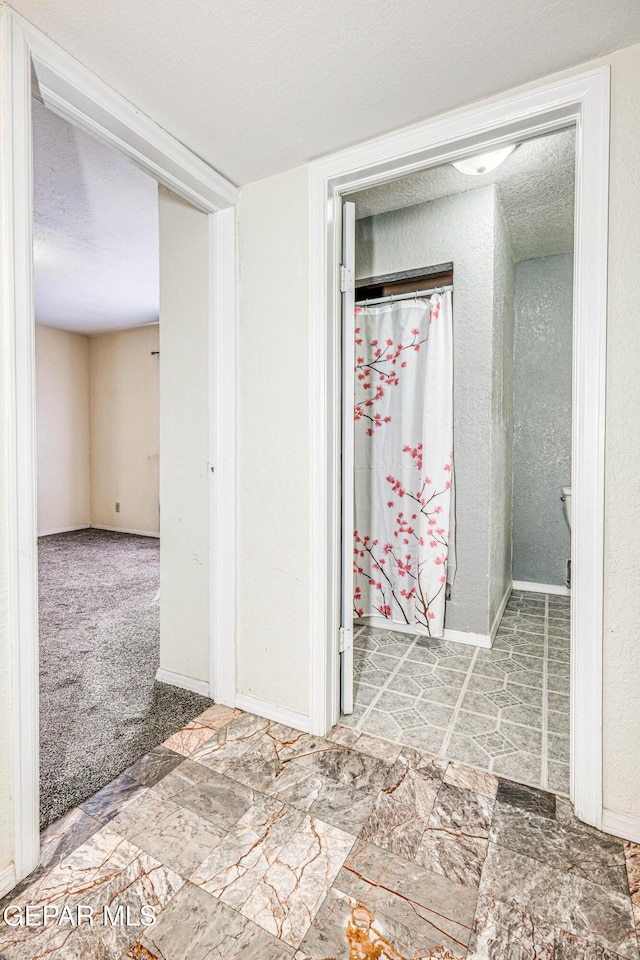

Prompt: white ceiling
[
  {"left": 12, "top": 0, "right": 640, "bottom": 185},
  {"left": 33, "top": 101, "right": 159, "bottom": 335},
  {"left": 351, "top": 128, "right": 576, "bottom": 261}
]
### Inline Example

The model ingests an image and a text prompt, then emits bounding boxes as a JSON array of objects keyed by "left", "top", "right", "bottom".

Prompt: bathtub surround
[
  {"left": 512, "top": 254, "right": 573, "bottom": 586},
  {"left": 38, "top": 529, "right": 211, "bottom": 829},
  {"left": 1, "top": 703, "right": 637, "bottom": 959},
  {"left": 355, "top": 187, "right": 514, "bottom": 641}
]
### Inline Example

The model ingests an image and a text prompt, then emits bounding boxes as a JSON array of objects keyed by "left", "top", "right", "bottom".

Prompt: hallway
[{"left": 0, "top": 704, "right": 637, "bottom": 958}]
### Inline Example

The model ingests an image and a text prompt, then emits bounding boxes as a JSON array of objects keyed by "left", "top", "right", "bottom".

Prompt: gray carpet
[{"left": 38, "top": 528, "right": 212, "bottom": 829}]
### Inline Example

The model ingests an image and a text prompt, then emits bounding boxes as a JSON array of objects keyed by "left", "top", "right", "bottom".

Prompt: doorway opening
[
  {"left": 338, "top": 128, "right": 574, "bottom": 795},
  {"left": 309, "top": 68, "right": 609, "bottom": 828},
  {"left": 6, "top": 8, "right": 237, "bottom": 888},
  {"left": 33, "top": 102, "right": 213, "bottom": 829}
]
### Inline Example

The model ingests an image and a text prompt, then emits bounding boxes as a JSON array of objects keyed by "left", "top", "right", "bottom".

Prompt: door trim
[
  {"left": 308, "top": 67, "right": 610, "bottom": 830},
  {"left": 1, "top": 7, "right": 238, "bottom": 885}
]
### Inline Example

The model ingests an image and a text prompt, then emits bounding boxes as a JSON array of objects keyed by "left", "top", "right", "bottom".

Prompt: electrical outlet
[{"left": 115, "top": 502, "right": 121, "bottom": 513}]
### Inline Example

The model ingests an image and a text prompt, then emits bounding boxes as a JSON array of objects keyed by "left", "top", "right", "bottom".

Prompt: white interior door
[{"left": 340, "top": 200, "right": 356, "bottom": 715}]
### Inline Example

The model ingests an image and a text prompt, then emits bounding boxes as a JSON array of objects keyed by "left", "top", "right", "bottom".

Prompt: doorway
[
  {"left": 338, "top": 128, "right": 574, "bottom": 795},
  {"left": 4, "top": 8, "right": 237, "bottom": 889},
  {"left": 308, "top": 68, "right": 609, "bottom": 829},
  {"left": 33, "top": 101, "right": 219, "bottom": 828}
]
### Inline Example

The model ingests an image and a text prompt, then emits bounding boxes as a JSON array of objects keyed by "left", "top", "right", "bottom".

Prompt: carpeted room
[
  {"left": 38, "top": 529, "right": 210, "bottom": 827},
  {"left": 34, "top": 103, "right": 212, "bottom": 829}
]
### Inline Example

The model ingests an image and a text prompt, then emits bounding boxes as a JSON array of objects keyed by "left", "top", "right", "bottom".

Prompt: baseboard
[
  {"left": 91, "top": 525, "right": 160, "bottom": 538},
  {"left": 156, "top": 668, "right": 211, "bottom": 697},
  {"left": 38, "top": 524, "right": 90, "bottom": 537},
  {"left": 489, "top": 581, "right": 513, "bottom": 644},
  {"left": 356, "top": 615, "right": 493, "bottom": 649},
  {"left": 443, "top": 627, "right": 492, "bottom": 648},
  {"left": 0, "top": 863, "right": 17, "bottom": 900},
  {"left": 512, "top": 579, "right": 570, "bottom": 597},
  {"left": 234, "top": 694, "right": 310, "bottom": 733},
  {"left": 601, "top": 808, "right": 640, "bottom": 844}
]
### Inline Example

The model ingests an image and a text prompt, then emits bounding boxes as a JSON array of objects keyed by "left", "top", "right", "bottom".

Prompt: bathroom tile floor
[
  {"left": 345, "top": 589, "right": 570, "bottom": 795},
  {"left": 1, "top": 703, "right": 638, "bottom": 959}
]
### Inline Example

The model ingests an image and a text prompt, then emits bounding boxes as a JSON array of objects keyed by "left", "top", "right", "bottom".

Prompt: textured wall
[
  {"left": 236, "top": 166, "right": 310, "bottom": 715},
  {"left": 89, "top": 325, "right": 159, "bottom": 536},
  {"left": 488, "top": 197, "right": 515, "bottom": 624},
  {"left": 356, "top": 188, "right": 499, "bottom": 636},
  {"left": 512, "top": 255, "right": 573, "bottom": 585},
  {"left": 35, "top": 325, "right": 90, "bottom": 535},
  {"left": 158, "top": 186, "right": 210, "bottom": 683}
]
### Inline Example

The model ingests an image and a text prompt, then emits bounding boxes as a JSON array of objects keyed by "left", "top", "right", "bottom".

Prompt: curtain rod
[{"left": 355, "top": 284, "right": 453, "bottom": 307}]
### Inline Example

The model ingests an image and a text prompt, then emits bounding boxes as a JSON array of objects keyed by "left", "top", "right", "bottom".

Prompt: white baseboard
[
  {"left": 489, "top": 581, "right": 513, "bottom": 643},
  {"left": 156, "top": 668, "right": 210, "bottom": 697},
  {"left": 91, "top": 525, "right": 160, "bottom": 538},
  {"left": 356, "top": 615, "right": 493, "bottom": 649},
  {"left": 234, "top": 694, "right": 310, "bottom": 733},
  {"left": 0, "top": 863, "right": 17, "bottom": 900},
  {"left": 443, "top": 627, "right": 493, "bottom": 648},
  {"left": 601, "top": 808, "right": 640, "bottom": 844},
  {"left": 38, "top": 524, "right": 90, "bottom": 537},
  {"left": 512, "top": 579, "right": 570, "bottom": 597}
]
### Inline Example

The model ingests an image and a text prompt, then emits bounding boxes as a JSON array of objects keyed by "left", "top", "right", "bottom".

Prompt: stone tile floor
[
  {"left": 1, "top": 703, "right": 638, "bottom": 959},
  {"left": 345, "top": 589, "right": 570, "bottom": 795}
]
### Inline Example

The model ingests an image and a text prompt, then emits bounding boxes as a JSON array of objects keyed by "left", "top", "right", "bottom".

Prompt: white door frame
[
  {"left": 309, "top": 67, "right": 610, "bottom": 831},
  {"left": 1, "top": 7, "right": 238, "bottom": 886}
]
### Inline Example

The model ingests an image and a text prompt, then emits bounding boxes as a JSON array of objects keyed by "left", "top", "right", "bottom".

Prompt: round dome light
[{"left": 452, "top": 145, "right": 516, "bottom": 176}]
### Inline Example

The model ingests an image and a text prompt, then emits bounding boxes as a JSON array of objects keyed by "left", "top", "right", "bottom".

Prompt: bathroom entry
[{"left": 338, "top": 127, "right": 575, "bottom": 795}]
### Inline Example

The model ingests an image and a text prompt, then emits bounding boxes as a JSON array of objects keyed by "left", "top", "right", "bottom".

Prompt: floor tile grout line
[
  {"left": 351, "top": 595, "right": 569, "bottom": 788},
  {"left": 439, "top": 646, "right": 480, "bottom": 757},
  {"left": 541, "top": 593, "right": 550, "bottom": 790},
  {"left": 355, "top": 634, "right": 420, "bottom": 731}
]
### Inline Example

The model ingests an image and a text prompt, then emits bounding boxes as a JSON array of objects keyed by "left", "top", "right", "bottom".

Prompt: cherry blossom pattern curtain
[{"left": 353, "top": 291, "right": 455, "bottom": 638}]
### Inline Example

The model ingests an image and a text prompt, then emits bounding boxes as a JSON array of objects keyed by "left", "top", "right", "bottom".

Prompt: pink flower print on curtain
[{"left": 353, "top": 291, "right": 455, "bottom": 638}]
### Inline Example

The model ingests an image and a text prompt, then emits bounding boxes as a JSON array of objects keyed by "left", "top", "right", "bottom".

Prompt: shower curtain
[{"left": 353, "top": 291, "right": 455, "bottom": 637}]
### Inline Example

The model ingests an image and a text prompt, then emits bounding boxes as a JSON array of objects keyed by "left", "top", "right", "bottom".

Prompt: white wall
[
  {"left": 158, "top": 186, "right": 210, "bottom": 684},
  {"left": 89, "top": 325, "right": 159, "bottom": 535},
  {"left": 0, "top": 10, "right": 13, "bottom": 874},
  {"left": 602, "top": 43, "right": 640, "bottom": 820},
  {"left": 236, "top": 166, "right": 310, "bottom": 715},
  {"left": 355, "top": 187, "right": 507, "bottom": 637},
  {"left": 35, "top": 325, "right": 90, "bottom": 535}
]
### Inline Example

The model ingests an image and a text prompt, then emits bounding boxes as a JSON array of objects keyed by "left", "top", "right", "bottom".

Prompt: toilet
[{"left": 561, "top": 486, "right": 572, "bottom": 530}]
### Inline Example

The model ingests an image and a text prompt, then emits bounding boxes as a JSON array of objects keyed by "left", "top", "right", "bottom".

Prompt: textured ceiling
[
  {"left": 350, "top": 129, "right": 576, "bottom": 261},
  {"left": 33, "top": 101, "right": 159, "bottom": 335},
  {"left": 11, "top": 0, "right": 640, "bottom": 185}
]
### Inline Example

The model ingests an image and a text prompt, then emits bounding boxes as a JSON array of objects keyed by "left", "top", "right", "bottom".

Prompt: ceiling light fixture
[{"left": 452, "top": 144, "right": 516, "bottom": 176}]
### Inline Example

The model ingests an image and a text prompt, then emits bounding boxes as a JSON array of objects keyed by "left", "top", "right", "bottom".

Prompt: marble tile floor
[
  {"left": 1, "top": 703, "right": 638, "bottom": 959},
  {"left": 345, "top": 589, "right": 570, "bottom": 795}
]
